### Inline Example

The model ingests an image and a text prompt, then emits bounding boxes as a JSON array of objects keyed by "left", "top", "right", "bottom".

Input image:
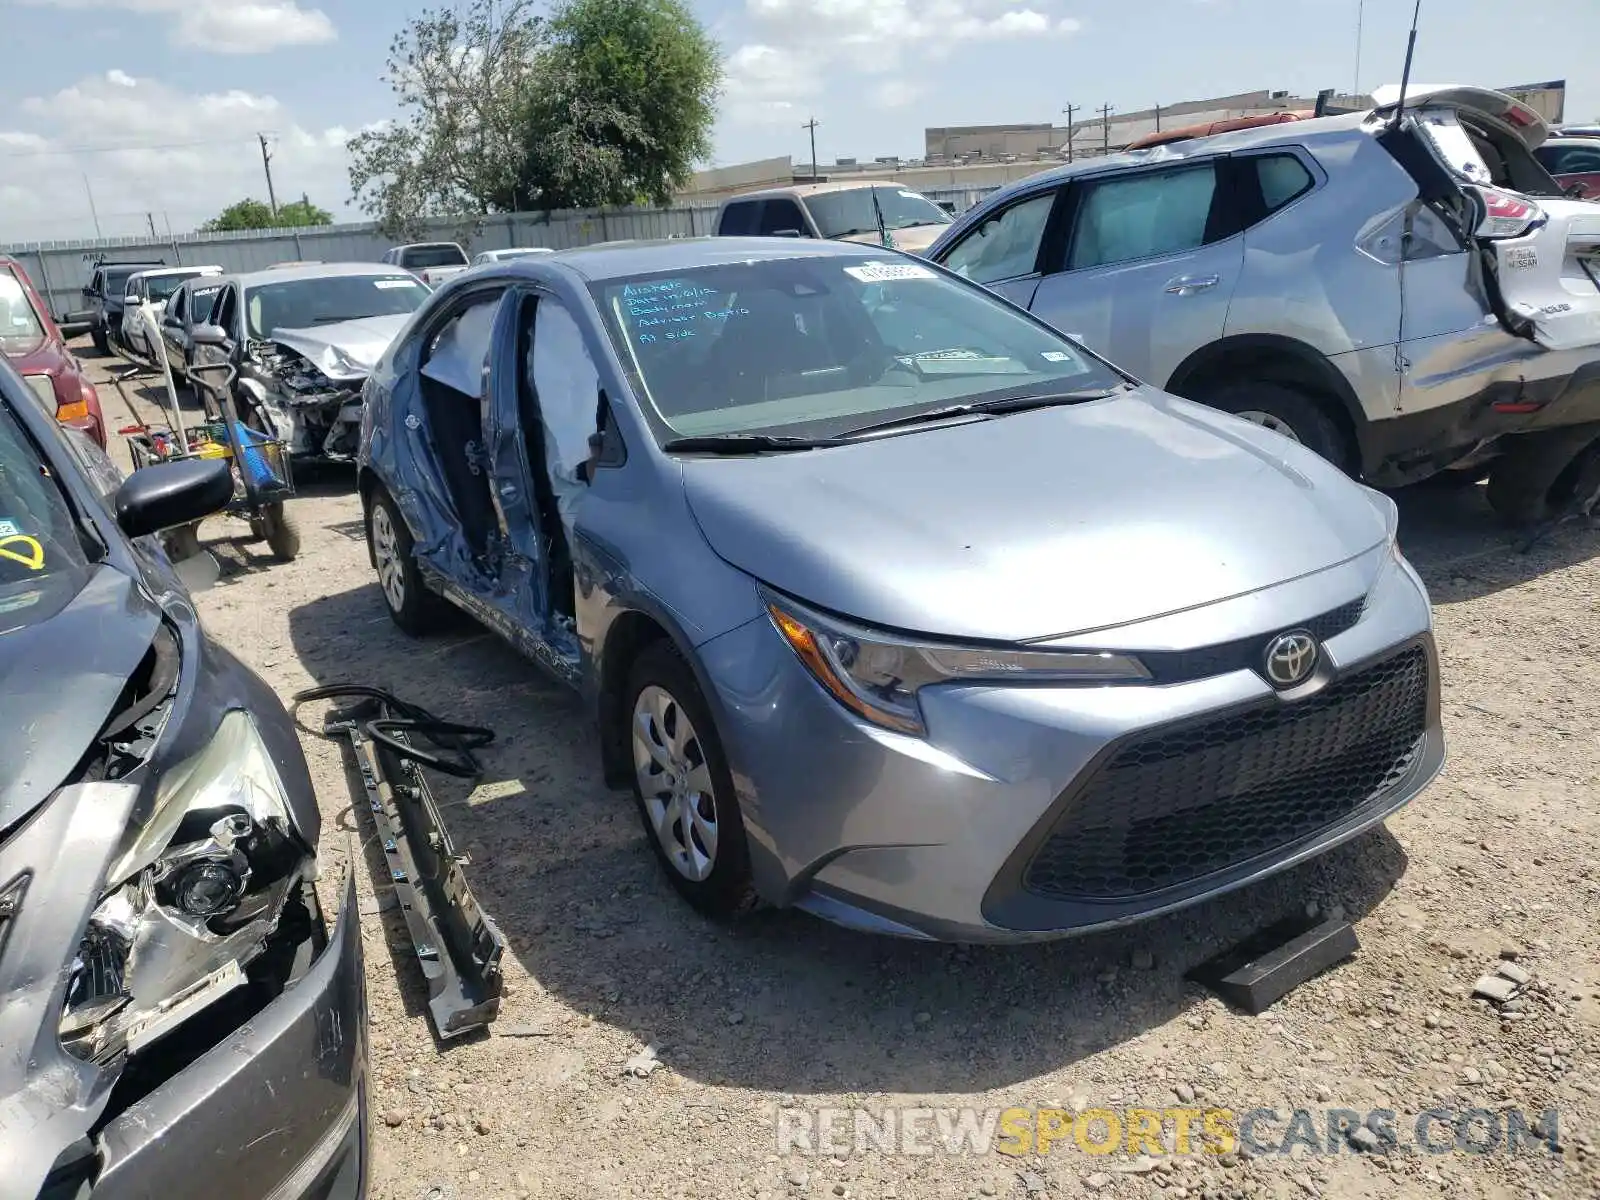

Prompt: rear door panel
[{"left": 1028, "top": 159, "right": 1241, "bottom": 386}]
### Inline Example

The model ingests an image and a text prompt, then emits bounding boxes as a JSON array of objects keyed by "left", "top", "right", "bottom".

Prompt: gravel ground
[{"left": 85, "top": 344, "right": 1598, "bottom": 1200}]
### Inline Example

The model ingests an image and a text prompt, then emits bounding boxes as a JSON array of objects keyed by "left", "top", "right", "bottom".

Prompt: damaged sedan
[
  {"left": 359, "top": 238, "right": 1443, "bottom": 944},
  {"left": 0, "top": 355, "right": 366, "bottom": 1198},
  {"left": 193, "top": 263, "right": 431, "bottom": 463}
]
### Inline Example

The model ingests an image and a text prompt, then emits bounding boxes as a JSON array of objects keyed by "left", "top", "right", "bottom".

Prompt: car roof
[
  {"left": 393, "top": 242, "right": 462, "bottom": 250},
  {"left": 129, "top": 265, "right": 222, "bottom": 280},
  {"left": 521, "top": 236, "right": 913, "bottom": 282},
  {"left": 229, "top": 261, "right": 423, "bottom": 287},
  {"left": 723, "top": 180, "right": 913, "bottom": 202},
  {"left": 957, "top": 111, "right": 1371, "bottom": 208}
]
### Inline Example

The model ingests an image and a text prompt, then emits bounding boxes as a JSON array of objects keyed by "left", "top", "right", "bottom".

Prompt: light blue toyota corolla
[{"left": 357, "top": 236, "right": 1443, "bottom": 943}]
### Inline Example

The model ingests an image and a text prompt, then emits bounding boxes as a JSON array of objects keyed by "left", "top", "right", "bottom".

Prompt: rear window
[
  {"left": 0, "top": 268, "right": 45, "bottom": 344},
  {"left": 399, "top": 245, "right": 468, "bottom": 269},
  {"left": 0, "top": 391, "right": 95, "bottom": 632}
]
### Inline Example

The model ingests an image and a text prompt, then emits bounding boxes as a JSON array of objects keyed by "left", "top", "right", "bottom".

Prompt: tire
[
  {"left": 90, "top": 324, "right": 109, "bottom": 355},
  {"left": 1202, "top": 381, "right": 1351, "bottom": 471},
  {"left": 259, "top": 502, "right": 301, "bottom": 561},
  {"left": 1486, "top": 424, "right": 1600, "bottom": 526},
  {"left": 624, "top": 640, "right": 758, "bottom": 919},
  {"left": 365, "top": 485, "right": 451, "bottom": 635}
]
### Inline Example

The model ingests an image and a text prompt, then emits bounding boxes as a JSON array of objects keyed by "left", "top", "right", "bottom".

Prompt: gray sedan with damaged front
[
  {"left": 0, "top": 357, "right": 366, "bottom": 1198},
  {"left": 359, "top": 237, "right": 1443, "bottom": 944}
]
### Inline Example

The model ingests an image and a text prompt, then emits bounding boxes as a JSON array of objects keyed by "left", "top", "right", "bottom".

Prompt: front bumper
[
  {"left": 89, "top": 869, "right": 368, "bottom": 1200},
  {"left": 698, "top": 544, "right": 1441, "bottom": 943}
]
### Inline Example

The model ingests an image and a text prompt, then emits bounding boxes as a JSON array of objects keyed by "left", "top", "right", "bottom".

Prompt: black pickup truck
[{"left": 80, "top": 258, "right": 165, "bottom": 354}]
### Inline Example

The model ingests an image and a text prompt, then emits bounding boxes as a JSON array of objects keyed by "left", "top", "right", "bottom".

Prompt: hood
[
  {"left": 680, "top": 391, "right": 1388, "bottom": 643},
  {"left": 839, "top": 223, "right": 951, "bottom": 256},
  {"left": 270, "top": 313, "right": 412, "bottom": 382},
  {"left": 0, "top": 564, "right": 161, "bottom": 834},
  {"left": 1370, "top": 83, "right": 1549, "bottom": 150}
]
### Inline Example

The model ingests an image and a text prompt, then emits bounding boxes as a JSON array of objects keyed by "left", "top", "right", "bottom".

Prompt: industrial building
[{"left": 681, "top": 80, "right": 1569, "bottom": 200}]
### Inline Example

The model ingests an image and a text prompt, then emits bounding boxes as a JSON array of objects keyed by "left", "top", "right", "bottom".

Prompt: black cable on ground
[{"left": 289, "top": 683, "right": 495, "bottom": 778}]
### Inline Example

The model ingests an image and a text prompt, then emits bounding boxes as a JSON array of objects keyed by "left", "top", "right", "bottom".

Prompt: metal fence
[{"left": 4, "top": 186, "right": 1003, "bottom": 326}]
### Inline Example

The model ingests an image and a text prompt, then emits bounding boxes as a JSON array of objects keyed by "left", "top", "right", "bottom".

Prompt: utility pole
[
  {"left": 802, "top": 117, "right": 820, "bottom": 181},
  {"left": 1097, "top": 104, "right": 1115, "bottom": 155},
  {"left": 1060, "top": 103, "right": 1078, "bottom": 162},
  {"left": 82, "top": 174, "right": 102, "bottom": 239},
  {"left": 258, "top": 133, "right": 279, "bottom": 217},
  {"left": 1354, "top": 0, "right": 1365, "bottom": 98},
  {"left": 1154, "top": 104, "right": 1163, "bottom": 132}
]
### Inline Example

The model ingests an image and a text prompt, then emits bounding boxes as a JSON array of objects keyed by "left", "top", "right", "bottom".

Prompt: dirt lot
[{"left": 85, "top": 345, "right": 1598, "bottom": 1200}]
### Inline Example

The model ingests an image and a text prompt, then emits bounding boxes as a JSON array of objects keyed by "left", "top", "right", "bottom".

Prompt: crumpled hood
[
  {"left": 681, "top": 391, "right": 1388, "bottom": 643},
  {"left": 0, "top": 564, "right": 160, "bottom": 834},
  {"left": 270, "top": 313, "right": 412, "bottom": 382}
]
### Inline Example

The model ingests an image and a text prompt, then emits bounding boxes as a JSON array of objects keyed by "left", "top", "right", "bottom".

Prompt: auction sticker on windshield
[
  {"left": 375, "top": 278, "right": 421, "bottom": 289},
  {"left": 844, "top": 262, "right": 937, "bottom": 283}
]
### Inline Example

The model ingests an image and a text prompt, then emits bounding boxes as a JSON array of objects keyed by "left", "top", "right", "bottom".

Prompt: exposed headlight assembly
[
  {"left": 60, "top": 710, "right": 313, "bottom": 1064},
  {"left": 763, "top": 589, "right": 1150, "bottom": 736}
]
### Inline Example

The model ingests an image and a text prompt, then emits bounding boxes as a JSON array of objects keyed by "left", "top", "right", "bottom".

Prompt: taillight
[{"left": 1473, "top": 186, "right": 1545, "bottom": 240}]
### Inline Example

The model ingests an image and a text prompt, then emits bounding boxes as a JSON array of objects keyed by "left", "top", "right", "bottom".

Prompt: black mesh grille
[
  {"left": 1138, "top": 598, "right": 1365, "bottom": 685},
  {"left": 1023, "top": 646, "right": 1430, "bottom": 901}
]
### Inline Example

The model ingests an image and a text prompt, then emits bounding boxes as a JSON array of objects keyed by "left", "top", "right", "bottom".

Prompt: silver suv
[{"left": 927, "top": 85, "right": 1600, "bottom": 522}]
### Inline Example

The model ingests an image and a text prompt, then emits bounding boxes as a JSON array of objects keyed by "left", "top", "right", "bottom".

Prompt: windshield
[
  {"left": 591, "top": 257, "right": 1121, "bottom": 442},
  {"left": 244, "top": 274, "right": 430, "bottom": 339},
  {"left": 0, "top": 391, "right": 95, "bottom": 633},
  {"left": 401, "top": 245, "right": 468, "bottom": 269},
  {"left": 0, "top": 269, "right": 45, "bottom": 344},
  {"left": 145, "top": 272, "right": 208, "bottom": 303},
  {"left": 807, "top": 187, "right": 953, "bottom": 238}
]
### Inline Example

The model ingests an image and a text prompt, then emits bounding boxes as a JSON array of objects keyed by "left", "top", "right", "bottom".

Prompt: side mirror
[
  {"left": 190, "top": 323, "right": 232, "bottom": 349},
  {"left": 81, "top": 286, "right": 95, "bottom": 299},
  {"left": 771, "top": 228, "right": 803, "bottom": 238},
  {"left": 114, "top": 458, "right": 233, "bottom": 539},
  {"left": 123, "top": 294, "right": 140, "bottom": 306}
]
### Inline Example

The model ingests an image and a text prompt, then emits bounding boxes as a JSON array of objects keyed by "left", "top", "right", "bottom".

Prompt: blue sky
[{"left": 3, "top": 0, "right": 1597, "bottom": 242}]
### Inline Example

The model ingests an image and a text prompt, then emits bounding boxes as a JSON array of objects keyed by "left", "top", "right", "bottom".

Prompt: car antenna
[
  {"left": 870, "top": 186, "right": 892, "bottom": 250},
  {"left": 1388, "top": 0, "right": 1423, "bottom": 132}
]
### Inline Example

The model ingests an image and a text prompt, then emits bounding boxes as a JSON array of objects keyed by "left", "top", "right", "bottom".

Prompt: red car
[
  {"left": 1533, "top": 137, "right": 1600, "bottom": 200},
  {"left": 0, "top": 255, "right": 107, "bottom": 447}
]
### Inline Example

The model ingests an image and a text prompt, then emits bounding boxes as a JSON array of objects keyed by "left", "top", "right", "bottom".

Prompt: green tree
[
  {"left": 201, "top": 194, "right": 333, "bottom": 232},
  {"left": 346, "top": 0, "right": 720, "bottom": 236},
  {"left": 524, "top": 0, "right": 721, "bottom": 209}
]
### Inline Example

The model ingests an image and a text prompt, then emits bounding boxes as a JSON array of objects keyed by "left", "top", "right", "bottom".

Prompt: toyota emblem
[{"left": 1264, "top": 631, "right": 1319, "bottom": 688}]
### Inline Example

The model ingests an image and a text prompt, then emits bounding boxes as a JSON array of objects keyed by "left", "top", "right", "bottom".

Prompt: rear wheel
[
  {"left": 625, "top": 641, "right": 758, "bottom": 919},
  {"left": 1486, "top": 424, "right": 1600, "bottom": 526},
  {"left": 366, "top": 485, "right": 451, "bottom": 635},
  {"left": 90, "top": 324, "right": 109, "bottom": 355},
  {"left": 1202, "top": 381, "right": 1351, "bottom": 470}
]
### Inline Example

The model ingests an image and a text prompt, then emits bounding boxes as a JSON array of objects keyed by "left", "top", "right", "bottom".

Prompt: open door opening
[
  {"left": 419, "top": 296, "right": 502, "bottom": 562},
  {"left": 512, "top": 297, "right": 576, "bottom": 624}
]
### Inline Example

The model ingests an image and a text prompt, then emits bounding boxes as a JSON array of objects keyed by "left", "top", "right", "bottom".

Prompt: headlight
[
  {"left": 763, "top": 589, "right": 1150, "bottom": 736},
  {"left": 62, "top": 710, "right": 312, "bottom": 1064}
]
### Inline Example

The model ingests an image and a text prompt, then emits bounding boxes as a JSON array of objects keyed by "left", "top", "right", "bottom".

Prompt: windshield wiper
[
  {"left": 662, "top": 434, "right": 847, "bottom": 455},
  {"left": 840, "top": 387, "right": 1128, "bottom": 440},
  {"left": 309, "top": 314, "right": 372, "bottom": 324}
]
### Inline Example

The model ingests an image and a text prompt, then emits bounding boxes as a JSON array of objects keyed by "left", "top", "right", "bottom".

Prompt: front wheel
[
  {"left": 1486, "top": 425, "right": 1600, "bottom": 526},
  {"left": 90, "top": 324, "right": 109, "bottom": 355},
  {"left": 259, "top": 502, "right": 300, "bottom": 561},
  {"left": 625, "top": 641, "right": 758, "bottom": 918},
  {"left": 1202, "top": 381, "right": 1351, "bottom": 471},
  {"left": 366, "top": 486, "right": 451, "bottom": 635}
]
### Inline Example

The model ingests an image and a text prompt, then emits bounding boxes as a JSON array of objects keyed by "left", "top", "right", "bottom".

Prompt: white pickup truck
[{"left": 382, "top": 242, "right": 472, "bottom": 287}]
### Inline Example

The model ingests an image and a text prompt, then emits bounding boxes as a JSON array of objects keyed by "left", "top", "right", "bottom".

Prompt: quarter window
[
  {"left": 1067, "top": 164, "right": 1218, "bottom": 271},
  {"left": 1253, "top": 154, "right": 1315, "bottom": 214},
  {"left": 939, "top": 190, "right": 1057, "bottom": 285}
]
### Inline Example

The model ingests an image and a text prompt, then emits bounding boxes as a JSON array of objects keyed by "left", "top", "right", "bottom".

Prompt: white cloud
[
  {"left": 23, "top": 0, "right": 336, "bottom": 54},
  {"left": 723, "top": 0, "right": 1080, "bottom": 122},
  {"left": 2, "top": 70, "right": 357, "bottom": 242}
]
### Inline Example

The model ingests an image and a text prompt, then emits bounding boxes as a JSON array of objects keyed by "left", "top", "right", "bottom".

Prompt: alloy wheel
[
  {"left": 371, "top": 504, "right": 406, "bottom": 613},
  {"left": 632, "top": 684, "right": 719, "bottom": 882}
]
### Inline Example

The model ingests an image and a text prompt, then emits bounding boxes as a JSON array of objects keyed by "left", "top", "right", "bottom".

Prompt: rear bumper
[
  {"left": 1362, "top": 357, "right": 1600, "bottom": 486},
  {"left": 90, "top": 870, "right": 368, "bottom": 1200}
]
